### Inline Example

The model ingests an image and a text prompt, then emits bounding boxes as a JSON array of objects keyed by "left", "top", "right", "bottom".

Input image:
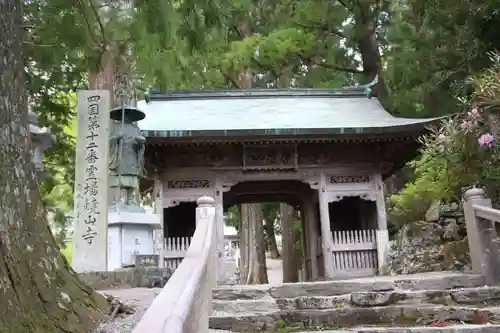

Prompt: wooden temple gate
[{"left": 138, "top": 87, "right": 437, "bottom": 281}]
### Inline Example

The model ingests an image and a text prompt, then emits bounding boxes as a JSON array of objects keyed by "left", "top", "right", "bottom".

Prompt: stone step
[
  {"left": 277, "top": 287, "right": 500, "bottom": 310},
  {"left": 209, "top": 305, "right": 500, "bottom": 332},
  {"left": 213, "top": 272, "right": 485, "bottom": 301},
  {"left": 213, "top": 299, "right": 279, "bottom": 316},
  {"left": 212, "top": 287, "right": 500, "bottom": 316},
  {"left": 295, "top": 325, "right": 500, "bottom": 333}
]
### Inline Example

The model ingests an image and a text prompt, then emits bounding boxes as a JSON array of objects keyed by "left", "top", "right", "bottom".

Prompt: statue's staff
[
  {"left": 116, "top": 99, "right": 126, "bottom": 208},
  {"left": 108, "top": 95, "right": 146, "bottom": 212}
]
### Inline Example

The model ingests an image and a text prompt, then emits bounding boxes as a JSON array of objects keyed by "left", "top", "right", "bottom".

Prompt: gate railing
[
  {"left": 331, "top": 229, "right": 377, "bottom": 278},
  {"left": 133, "top": 196, "right": 217, "bottom": 333},
  {"left": 164, "top": 237, "right": 192, "bottom": 271},
  {"left": 316, "top": 229, "right": 378, "bottom": 278}
]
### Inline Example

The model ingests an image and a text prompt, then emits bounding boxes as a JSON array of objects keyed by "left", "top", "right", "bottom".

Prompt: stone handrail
[
  {"left": 132, "top": 196, "right": 217, "bottom": 333},
  {"left": 463, "top": 188, "right": 500, "bottom": 285}
]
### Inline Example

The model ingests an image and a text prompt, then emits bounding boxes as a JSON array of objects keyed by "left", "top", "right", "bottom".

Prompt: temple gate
[{"left": 136, "top": 82, "right": 438, "bottom": 280}]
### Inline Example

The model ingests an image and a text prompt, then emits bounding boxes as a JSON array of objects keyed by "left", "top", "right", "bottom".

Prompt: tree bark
[
  {"left": 89, "top": 43, "right": 136, "bottom": 108},
  {"left": 264, "top": 217, "right": 280, "bottom": 259},
  {"left": 88, "top": 1, "right": 136, "bottom": 108},
  {"left": 238, "top": 204, "right": 249, "bottom": 282},
  {"left": 354, "top": 13, "right": 387, "bottom": 99},
  {"left": 280, "top": 203, "right": 298, "bottom": 283},
  {"left": 241, "top": 204, "right": 268, "bottom": 284},
  {"left": 0, "top": 2, "right": 109, "bottom": 332}
]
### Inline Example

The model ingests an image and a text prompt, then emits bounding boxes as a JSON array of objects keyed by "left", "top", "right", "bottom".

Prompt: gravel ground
[
  {"left": 90, "top": 259, "right": 280, "bottom": 333},
  {"left": 93, "top": 287, "right": 237, "bottom": 333},
  {"left": 93, "top": 288, "right": 160, "bottom": 333}
]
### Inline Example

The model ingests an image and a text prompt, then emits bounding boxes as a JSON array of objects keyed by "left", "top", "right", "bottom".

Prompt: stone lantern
[{"left": 28, "top": 109, "right": 56, "bottom": 180}]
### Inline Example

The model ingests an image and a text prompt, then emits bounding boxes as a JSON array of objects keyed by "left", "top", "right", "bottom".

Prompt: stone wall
[
  {"left": 78, "top": 267, "right": 172, "bottom": 290},
  {"left": 381, "top": 221, "right": 470, "bottom": 275}
]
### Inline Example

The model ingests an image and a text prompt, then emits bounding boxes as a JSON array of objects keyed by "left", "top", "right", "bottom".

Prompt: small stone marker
[
  {"left": 72, "top": 90, "right": 110, "bottom": 273},
  {"left": 134, "top": 254, "right": 160, "bottom": 267}
]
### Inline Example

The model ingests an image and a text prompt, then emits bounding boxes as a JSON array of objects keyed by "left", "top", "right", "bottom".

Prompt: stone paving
[
  {"left": 266, "top": 258, "right": 283, "bottom": 285},
  {"left": 95, "top": 259, "right": 278, "bottom": 332},
  {"left": 96, "top": 261, "right": 496, "bottom": 333}
]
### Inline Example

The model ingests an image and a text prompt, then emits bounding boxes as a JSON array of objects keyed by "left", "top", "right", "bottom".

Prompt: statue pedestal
[{"left": 107, "top": 212, "right": 162, "bottom": 271}]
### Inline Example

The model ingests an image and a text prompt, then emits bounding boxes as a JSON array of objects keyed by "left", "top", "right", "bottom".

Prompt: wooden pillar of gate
[
  {"left": 303, "top": 197, "right": 319, "bottom": 280},
  {"left": 318, "top": 172, "right": 334, "bottom": 279},
  {"left": 373, "top": 173, "right": 389, "bottom": 272}
]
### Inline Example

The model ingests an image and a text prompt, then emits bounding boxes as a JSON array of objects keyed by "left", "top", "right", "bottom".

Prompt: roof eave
[{"left": 141, "top": 118, "right": 441, "bottom": 139}]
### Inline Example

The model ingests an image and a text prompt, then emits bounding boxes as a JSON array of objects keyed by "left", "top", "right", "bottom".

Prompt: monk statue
[{"left": 108, "top": 106, "right": 147, "bottom": 212}]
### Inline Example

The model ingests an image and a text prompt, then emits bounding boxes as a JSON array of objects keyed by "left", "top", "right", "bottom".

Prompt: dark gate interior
[
  {"left": 328, "top": 197, "right": 377, "bottom": 231},
  {"left": 163, "top": 202, "right": 197, "bottom": 238}
]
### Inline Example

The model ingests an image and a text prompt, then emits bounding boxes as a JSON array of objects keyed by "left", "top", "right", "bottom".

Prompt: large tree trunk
[
  {"left": 235, "top": 26, "right": 270, "bottom": 283},
  {"left": 0, "top": 2, "right": 109, "bottom": 332},
  {"left": 241, "top": 204, "right": 268, "bottom": 284},
  {"left": 264, "top": 217, "right": 280, "bottom": 259},
  {"left": 88, "top": 2, "right": 136, "bottom": 107},
  {"left": 280, "top": 203, "right": 299, "bottom": 283},
  {"left": 354, "top": 12, "right": 386, "bottom": 100},
  {"left": 238, "top": 204, "right": 249, "bottom": 281},
  {"left": 89, "top": 44, "right": 136, "bottom": 108},
  {"left": 237, "top": 206, "right": 270, "bottom": 284}
]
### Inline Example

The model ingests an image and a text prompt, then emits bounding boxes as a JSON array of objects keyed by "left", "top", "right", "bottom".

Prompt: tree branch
[
  {"left": 317, "top": 62, "right": 363, "bottom": 73},
  {"left": 229, "top": 26, "right": 282, "bottom": 80},
  {"left": 353, "top": 0, "right": 368, "bottom": 23},
  {"left": 87, "top": 0, "right": 108, "bottom": 45},
  {"left": 75, "top": 0, "right": 104, "bottom": 49},
  {"left": 220, "top": 71, "right": 242, "bottom": 88},
  {"left": 295, "top": 22, "right": 346, "bottom": 39},
  {"left": 23, "top": 41, "right": 62, "bottom": 47},
  {"left": 298, "top": 53, "right": 362, "bottom": 74},
  {"left": 337, "top": 0, "right": 352, "bottom": 10}
]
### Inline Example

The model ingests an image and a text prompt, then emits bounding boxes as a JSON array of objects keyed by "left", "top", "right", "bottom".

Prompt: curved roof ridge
[{"left": 147, "top": 87, "right": 369, "bottom": 101}]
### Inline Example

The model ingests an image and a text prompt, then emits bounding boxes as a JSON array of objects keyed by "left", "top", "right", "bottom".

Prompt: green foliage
[
  {"left": 23, "top": 0, "right": 500, "bottom": 243},
  {"left": 389, "top": 54, "right": 500, "bottom": 226},
  {"left": 133, "top": 0, "right": 386, "bottom": 90},
  {"left": 60, "top": 245, "right": 72, "bottom": 264},
  {"left": 385, "top": 0, "right": 500, "bottom": 117},
  {"left": 225, "top": 205, "right": 241, "bottom": 231},
  {"left": 23, "top": 0, "right": 93, "bottom": 243},
  {"left": 389, "top": 126, "right": 461, "bottom": 226}
]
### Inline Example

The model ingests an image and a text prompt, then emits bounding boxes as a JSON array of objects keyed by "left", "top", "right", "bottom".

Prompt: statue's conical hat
[{"left": 109, "top": 106, "right": 145, "bottom": 122}]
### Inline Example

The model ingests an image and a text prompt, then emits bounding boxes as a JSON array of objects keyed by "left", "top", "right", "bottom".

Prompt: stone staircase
[{"left": 210, "top": 272, "right": 500, "bottom": 333}]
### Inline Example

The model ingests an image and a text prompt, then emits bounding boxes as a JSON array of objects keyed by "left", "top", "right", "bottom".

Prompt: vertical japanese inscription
[{"left": 72, "top": 91, "right": 110, "bottom": 273}]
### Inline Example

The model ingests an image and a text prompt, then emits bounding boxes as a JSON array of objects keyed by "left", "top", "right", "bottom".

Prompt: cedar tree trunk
[
  {"left": 240, "top": 204, "right": 268, "bottom": 284},
  {"left": 0, "top": 2, "right": 109, "bottom": 332},
  {"left": 264, "top": 217, "right": 280, "bottom": 259},
  {"left": 280, "top": 203, "right": 299, "bottom": 283}
]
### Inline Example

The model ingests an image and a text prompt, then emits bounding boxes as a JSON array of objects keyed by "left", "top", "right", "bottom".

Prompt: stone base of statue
[
  {"left": 107, "top": 210, "right": 162, "bottom": 271},
  {"left": 106, "top": 105, "right": 162, "bottom": 271}
]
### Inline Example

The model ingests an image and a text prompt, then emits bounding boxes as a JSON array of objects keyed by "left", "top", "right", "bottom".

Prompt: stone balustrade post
[
  {"left": 195, "top": 195, "right": 216, "bottom": 333},
  {"left": 463, "top": 188, "right": 500, "bottom": 285}
]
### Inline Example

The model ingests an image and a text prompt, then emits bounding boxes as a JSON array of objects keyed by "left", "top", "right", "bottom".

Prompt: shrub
[{"left": 389, "top": 52, "right": 500, "bottom": 226}]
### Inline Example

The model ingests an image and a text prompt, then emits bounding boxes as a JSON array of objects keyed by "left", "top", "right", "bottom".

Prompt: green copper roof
[{"left": 137, "top": 88, "right": 439, "bottom": 138}]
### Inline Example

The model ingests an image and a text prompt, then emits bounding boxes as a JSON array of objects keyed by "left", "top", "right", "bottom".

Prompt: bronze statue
[{"left": 108, "top": 106, "right": 146, "bottom": 212}]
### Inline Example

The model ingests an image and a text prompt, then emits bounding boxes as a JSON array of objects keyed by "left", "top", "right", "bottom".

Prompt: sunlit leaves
[{"left": 389, "top": 58, "right": 500, "bottom": 225}]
